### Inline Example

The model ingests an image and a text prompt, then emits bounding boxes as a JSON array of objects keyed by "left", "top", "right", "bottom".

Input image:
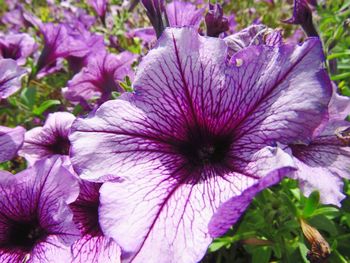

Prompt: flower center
[
  {"left": 70, "top": 183, "right": 103, "bottom": 237},
  {"left": 177, "top": 132, "right": 232, "bottom": 168},
  {"left": 49, "top": 136, "right": 70, "bottom": 155},
  {"left": 8, "top": 219, "right": 47, "bottom": 251}
]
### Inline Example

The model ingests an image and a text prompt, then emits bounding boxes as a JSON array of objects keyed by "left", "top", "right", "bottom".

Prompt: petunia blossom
[
  {"left": 0, "top": 59, "right": 26, "bottom": 99},
  {"left": 87, "top": 0, "right": 108, "bottom": 21},
  {"left": 284, "top": 0, "right": 318, "bottom": 37},
  {"left": 35, "top": 23, "right": 91, "bottom": 77},
  {"left": 289, "top": 86, "right": 350, "bottom": 206},
  {"left": 205, "top": 3, "right": 229, "bottom": 37},
  {"left": 19, "top": 112, "right": 75, "bottom": 165},
  {"left": 70, "top": 27, "right": 331, "bottom": 262},
  {"left": 166, "top": 0, "right": 204, "bottom": 29},
  {"left": 63, "top": 51, "right": 136, "bottom": 105},
  {"left": 0, "top": 157, "right": 80, "bottom": 263},
  {"left": 0, "top": 33, "right": 37, "bottom": 66},
  {"left": 70, "top": 180, "right": 121, "bottom": 263},
  {"left": 0, "top": 125, "right": 25, "bottom": 163}
]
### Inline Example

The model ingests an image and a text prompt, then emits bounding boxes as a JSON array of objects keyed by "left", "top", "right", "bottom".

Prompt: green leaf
[
  {"left": 303, "top": 191, "right": 320, "bottom": 218},
  {"left": 252, "top": 247, "right": 271, "bottom": 263},
  {"left": 32, "top": 100, "right": 61, "bottom": 116},
  {"left": 20, "top": 87, "right": 36, "bottom": 109}
]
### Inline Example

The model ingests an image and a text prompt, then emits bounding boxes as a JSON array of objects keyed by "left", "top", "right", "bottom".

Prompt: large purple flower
[
  {"left": 70, "top": 28, "right": 331, "bottom": 262},
  {"left": 70, "top": 180, "right": 121, "bottom": 263},
  {"left": 0, "top": 125, "right": 25, "bottom": 163},
  {"left": 19, "top": 112, "right": 75, "bottom": 165},
  {"left": 63, "top": 51, "right": 136, "bottom": 104},
  {"left": 0, "top": 59, "right": 26, "bottom": 99},
  {"left": 0, "top": 33, "right": 37, "bottom": 66},
  {"left": 0, "top": 157, "right": 80, "bottom": 263},
  {"left": 289, "top": 86, "right": 350, "bottom": 206}
]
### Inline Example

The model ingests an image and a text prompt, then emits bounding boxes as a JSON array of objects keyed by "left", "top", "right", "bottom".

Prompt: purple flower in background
[
  {"left": 0, "top": 126, "right": 25, "bottom": 163},
  {"left": 65, "top": 30, "right": 106, "bottom": 74},
  {"left": 35, "top": 23, "right": 90, "bottom": 77},
  {"left": 141, "top": 0, "right": 169, "bottom": 38},
  {"left": 64, "top": 51, "right": 136, "bottom": 105},
  {"left": 0, "top": 157, "right": 79, "bottom": 263},
  {"left": 19, "top": 112, "right": 75, "bottom": 165},
  {"left": 205, "top": 3, "right": 229, "bottom": 37},
  {"left": 0, "top": 59, "right": 26, "bottom": 99},
  {"left": 87, "top": 0, "right": 108, "bottom": 22},
  {"left": 70, "top": 180, "right": 121, "bottom": 263},
  {"left": 166, "top": 0, "right": 204, "bottom": 28},
  {"left": 284, "top": 0, "right": 318, "bottom": 37},
  {"left": 0, "top": 33, "right": 37, "bottom": 65},
  {"left": 289, "top": 86, "right": 350, "bottom": 206},
  {"left": 70, "top": 27, "right": 331, "bottom": 262}
]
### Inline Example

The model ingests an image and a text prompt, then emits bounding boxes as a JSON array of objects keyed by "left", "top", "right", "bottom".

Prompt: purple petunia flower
[
  {"left": 35, "top": 23, "right": 91, "bottom": 77},
  {"left": 289, "top": 86, "right": 350, "bottom": 206},
  {"left": 284, "top": 0, "right": 318, "bottom": 37},
  {"left": 19, "top": 112, "right": 75, "bottom": 165},
  {"left": 0, "top": 59, "right": 26, "bottom": 99},
  {"left": 0, "top": 125, "right": 25, "bottom": 163},
  {"left": 87, "top": 0, "right": 108, "bottom": 22},
  {"left": 70, "top": 180, "right": 121, "bottom": 263},
  {"left": 0, "top": 33, "right": 37, "bottom": 66},
  {"left": 141, "top": 0, "right": 169, "bottom": 38},
  {"left": 0, "top": 157, "right": 80, "bottom": 263},
  {"left": 166, "top": 0, "right": 204, "bottom": 29},
  {"left": 63, "top": 51, "right": 136, "bottom": 105},
  {"left": 70, "top": 27, "right": 331, "bottom": 262},
  {"left": 205, "top": 3, "right": 229, "bottom": 37}
]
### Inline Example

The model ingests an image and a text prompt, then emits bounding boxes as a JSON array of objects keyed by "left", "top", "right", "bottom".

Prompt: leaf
[
  {"left": 251, "top": 247, "right": 271, "bottom": 263},
  {"left": 20, "top": 87, "right": 36, "bottom": 109},
  {"left": 32, "top": 100, "right": 61, "bottom": 116},
  {"left": 303, "top": 191, "right": 320, "bottom": 218}
]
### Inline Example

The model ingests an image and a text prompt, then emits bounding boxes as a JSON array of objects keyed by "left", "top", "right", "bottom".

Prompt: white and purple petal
[
  {"left": 0, "top": 125, "right": 25, "bottom": 163},
  {"left": 0, "top": 59, "right": 26, "bottom": 99}
]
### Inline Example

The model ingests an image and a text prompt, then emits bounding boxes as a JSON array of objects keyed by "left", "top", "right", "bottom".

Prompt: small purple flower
[
  {"left": 166, "top": 0, "right": 204, "bottom": 29},
  {"left": 0, "top": 157, "right": 80, "bottom": 263},
  {"left": 35, "top": 23, "right": 90, "bottom": 76},
  {"left": 205, "top": 3, "right": 229, "bottom": 37},
  {"left": 70, "top": 27, "right": 331, "bottom": 262},
  {"left": 87, "top": 0, "right": 108, "bottom": 22},
  {"left": 0, "top": 59, "right": 26, "bottom": 99},
  {"left": 0, "top": 125, "right": 25, "bottom": 163},
  {"left": 63, "top": 51, "right": 136, "bottom": 105},
  {"left": 19, "top": 112, "right": 75, "bottom": 165},
  {"left": 70, "top": 180, "right": 121, "bottom": 263},
  {"left": 141, "top": 0, "right": 169, "bottom": 38},
  {"left": 0, "top": 33, "right": 37, "bottom": 66},
  {"left": 65, "top": 31, "right": 106, "bottom": 74},
  {"left": 289, "top": 86, "right": 350, "bottom": 206},
  {"left": 284, "top": 0, "right": 319, "bottom": 37}
]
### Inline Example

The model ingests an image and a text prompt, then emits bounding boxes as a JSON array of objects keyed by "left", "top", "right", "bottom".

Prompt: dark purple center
[
  {"left": 1, "top": 43, "right": 21, "bottom": 60},
  {"left": 7, "top": 218, "right": 47, "bottom": 251},
  {"left": 48, "top": 136, "right": 70, "bottom": 155},
  {"left": 70, "top": 183, "right": 103, "bottom": 237},
  {"left": 176, "top": 130, "right": 232, "bottom": 168}
]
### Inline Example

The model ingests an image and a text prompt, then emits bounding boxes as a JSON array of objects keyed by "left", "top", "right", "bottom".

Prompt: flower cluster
[{"left": 0, "top": 0, "right": 349, "bottom": 262}]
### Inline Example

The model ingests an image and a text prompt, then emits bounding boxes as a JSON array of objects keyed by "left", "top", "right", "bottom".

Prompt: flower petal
[
  {"left": 0, "top": 125, "right": 25, "bottom": 162},
  {"left": 0, "top": 59, "right": 26, "bottom": 99}
]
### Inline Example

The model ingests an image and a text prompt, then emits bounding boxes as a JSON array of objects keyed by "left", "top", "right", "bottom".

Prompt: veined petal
[
  {"left": 0, "top": 125, "right": 25, "bottom": 162},
  {"left": 0, "top": 59, "right": 26, "bottom": 99},
  {"left": 99, "top": 145, "right": 294, "bottom": 263}
]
